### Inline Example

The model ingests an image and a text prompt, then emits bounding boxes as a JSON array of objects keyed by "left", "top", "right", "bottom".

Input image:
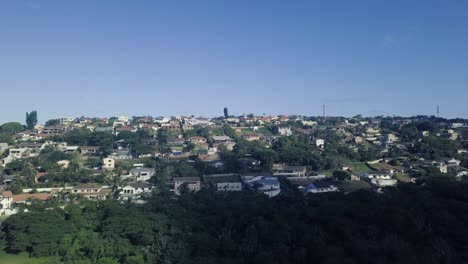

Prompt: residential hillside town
[{"left": 0, "top": 109, "right": 467, "bottom": 216}]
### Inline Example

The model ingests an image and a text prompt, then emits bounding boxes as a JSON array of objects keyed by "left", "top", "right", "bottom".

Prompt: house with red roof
[{"left": 35, "top": 172, "right": 48, "bottom": 183}]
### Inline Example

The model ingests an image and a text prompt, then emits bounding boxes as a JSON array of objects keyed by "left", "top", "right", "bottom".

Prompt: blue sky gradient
[{"left": 0, "top": 0, "right": 467, "bottom": 124}]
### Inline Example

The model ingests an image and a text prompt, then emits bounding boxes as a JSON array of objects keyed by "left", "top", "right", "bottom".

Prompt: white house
[
  {"left": 173, "top": 177, "right": 201, "bottom": 195},
  {"left": 365, "top": 171, "right": 393, "bottom": 179},
  {"left": 127, "top": 168, "right": 155, "bottom": 181},
  {"left": 371, "top": 178, "right": 398, "bottom": 187},
  {"left": 0, "top": 191, "right": 15, "bottom": 216},
  {"left": 203, "top": 174, "right": 243, "bottom": 192},
  {"left": 121, "top": 182, "right": 153, "bottom": 196},
  {"left": 244, "top": 176, "right": 281, "bottom": 198},
  {"left": 306, "top": 181, "right": 339, "bottom": 193}
]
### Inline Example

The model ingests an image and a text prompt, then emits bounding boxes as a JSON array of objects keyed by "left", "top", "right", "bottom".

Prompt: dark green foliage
[
  {"left": 333, "top": 170, "right": 351, "bottom": 181},
  {"left": 224, "top": 107, "right": 229, "bottom": 119},
  {"left": 410, "top": 136, "right": 458, "bottom": 160},
  {"left": 3, "top": 182, "right": 468, "bottom": 263},
  {"left": 45, "top": 118, "right": 60, "bottom": 127},
  {"left": 3, "top": 211, "right": 71, "bottom": 257},
  {"left": 25, "top": 110, "right": 38, "bottom": 130},
  {"left": 0, "top": 122, "right": 24, "bottom": 134},
  {"left": 272, "top": 135, "right": 322, "bottom": 169},
  {"left": 0, "top": 132, "right": 14, "bottom": 144}
]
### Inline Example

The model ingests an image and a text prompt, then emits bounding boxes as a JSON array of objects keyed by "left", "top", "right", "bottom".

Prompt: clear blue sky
[{"left": 1, "top": 0, "right": 467, "bottom": 124}]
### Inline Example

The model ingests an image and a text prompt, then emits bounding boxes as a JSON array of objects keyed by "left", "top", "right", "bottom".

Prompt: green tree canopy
[{"left": 0, "top": 122, "right": 24, "bottom": 134}]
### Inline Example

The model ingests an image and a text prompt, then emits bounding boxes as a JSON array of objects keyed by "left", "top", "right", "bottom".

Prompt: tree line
[{"left": 2, "top": 178, "right": 468, "bottom": 263}]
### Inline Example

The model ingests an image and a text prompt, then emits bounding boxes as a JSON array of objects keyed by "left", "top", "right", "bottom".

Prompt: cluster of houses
[
  {"left": 0, "top": 114, "right": 467, "bottom": 216},
  {"left": 173, "top": 173, "right": 282, "bottom": 197},
  {"left": 0, "top": 166, "right": 156, "bottom": 215}
]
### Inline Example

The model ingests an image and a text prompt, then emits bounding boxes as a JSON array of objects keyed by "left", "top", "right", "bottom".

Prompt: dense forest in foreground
[{"left": 2, "top": 178, "right": 468, "bottom": 264}]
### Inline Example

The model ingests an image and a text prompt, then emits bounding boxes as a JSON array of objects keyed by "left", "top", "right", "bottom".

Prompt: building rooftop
[
  {"left": 13, "top": 193, "right": 51, "bottom": 203},
  {"left": 173, "top": 177, "right": 201, "bottom": 182},
  {"left": 2, "top": 191, "right": 13, "bottom": 198},
  {"left": 203, "top": 174, "right": 242, "bottom": 184}
]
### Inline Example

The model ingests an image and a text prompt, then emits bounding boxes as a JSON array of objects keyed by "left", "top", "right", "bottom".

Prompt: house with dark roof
[
  {"left": 242, "top": 134, "right": 260, "bottom": 141},
  {"left": 173, "top": 177, "right": 201, "bottom": 195},
  {"left": 80, "top": 146, "right": 100, "bottom": 156},
  {"left": 203, "top": 174, "right": 243, "bottom": 192},
  {"left": 17, "top": 142, "right": 44, "bottom": 149},
  {"left": 189, "top": 136, "right": 207, "bottom": 145},
  {"left": 167, "top": 137, "right": 186, "bottom": 145}
]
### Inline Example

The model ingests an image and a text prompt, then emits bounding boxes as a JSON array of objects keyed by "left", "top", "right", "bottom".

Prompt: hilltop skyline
[
  {"left": 1, "top": 108, "right": 465, "bottom": 127},
  {"left": 1, "top": 0, "right": 468, "bottom": 123}
]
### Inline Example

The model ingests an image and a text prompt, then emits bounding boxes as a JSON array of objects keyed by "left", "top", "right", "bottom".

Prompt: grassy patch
[
  {"left": 351, "top": 162, "right": 371, "bottom": 173},
  {"left": 210, "top": 128, "right": 225, "bottom": 136},
  {"left": 0, "top": 215, "right": 9, "bottom": 223},
  {"left": 0, "top": 251, "right": 55, "bottom": 264},
  {"left": 395, "top": 173, "right": 411, "bottom": 183},
  {"left": 255, "top": 127, "right": 273, "bottom": 135},
  {"left": 337, "top": 180, "right": 372, "bottom": 193}
]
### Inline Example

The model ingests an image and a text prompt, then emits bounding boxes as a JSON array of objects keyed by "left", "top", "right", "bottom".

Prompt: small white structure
[
  {"left": 0, "top": 191, "right": 15, "bottom": 216},
  {"left": 316, "top": 139, "right": 325, "bottom": 148},
  {"left": 102, "top": 157, "right": 115, "bottom": 170},
  {"left": 57, "top": 160, "right": 70, "bottom": 168},
  {"left": 371, "top": 179, "right": 398, "bottom": 187},
  {"left": 277, "top": 126, "right": 292, "bottom": 136}
]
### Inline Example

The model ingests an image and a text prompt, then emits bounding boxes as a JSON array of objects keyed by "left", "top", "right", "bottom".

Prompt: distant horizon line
[{"left": 1, "top": 112, "right": 467, "bottom": 126}]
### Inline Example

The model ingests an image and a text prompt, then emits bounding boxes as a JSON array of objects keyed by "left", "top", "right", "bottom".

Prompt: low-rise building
[
  {"left": 0, "top": 191, "right": 14, "bottom": 216},
  {"left": 127, "top": 168, "right": 155, "bottom": 182},
  {"left": 306, "top": 181, "right": 339, "bottom": 194},
  {"left": 203, "top": 174, "right": 243, "bottom": 192},
  {"left": 189, "top": 136, "right": 207, "bottom": 145},
  {"left": 71, "top": 184, "right": 111, "bottom": 200},
  {"left": 243, "top": 176, "right": 281, "bottom": 198},
  {"left": 121, "top": 182, "right": 153, "bottom": 197},
  {"left": 242, "top": 134, "right": 260, "bottom": 141},
  {"left": 102, "top": 157, "right": 115, "bottom": 170},
  {"left": 80, "top": 146, "right": 100, "bottom": 156},
  {"left": 276, "top": 126, "right": 292, "bottom": 136},
  {"left": 365, "top": 171, "right": 393, "bottom": 179},
  {"left": 212, "top": 135, "right": 232, "bottom": 143},
  {"left": 173, "top": 177, "right": 202, "bottom": 194},
  {"left": 273, "top": 166, "right": 307, "bottom": 177}
]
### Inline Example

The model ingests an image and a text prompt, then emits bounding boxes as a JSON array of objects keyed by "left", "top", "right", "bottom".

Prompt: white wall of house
[{"left": 217, "top": 182, "right": 242, "bottom": 191}]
